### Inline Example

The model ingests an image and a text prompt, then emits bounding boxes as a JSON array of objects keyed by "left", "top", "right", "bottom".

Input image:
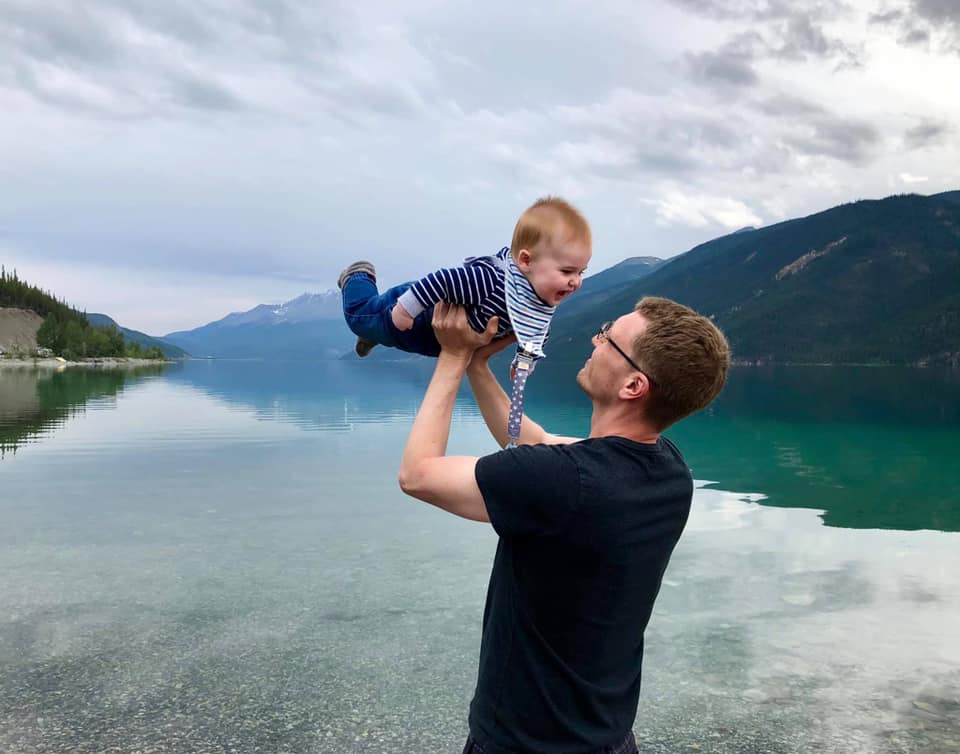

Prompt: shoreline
[{"left": 0, "top": 357, "right": 173, "bottom": 369}]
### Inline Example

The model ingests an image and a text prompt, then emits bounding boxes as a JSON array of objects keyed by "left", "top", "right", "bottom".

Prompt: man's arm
[
  {"left": 397, "top": 305, "right": 500, "bottom": 522},
  {"left": 466, "top": 348, "right": 582, "bottom": 447}
]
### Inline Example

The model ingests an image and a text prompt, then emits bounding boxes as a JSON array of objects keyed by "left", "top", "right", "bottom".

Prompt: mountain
[
  {"left": 197, "top": 291, "right": 344, "bottom": 329},
  {"left": 163, "top": 291, "right": 352, "bottom": 358},
  {"left": 86, "top": 314, "right": 189, "bottom": 359},
  {"left": 548, "top": 191, "right": 960, "bottom": 366},
  {"left": 582, "top": 256, "right": 666, "bottom": 293}
]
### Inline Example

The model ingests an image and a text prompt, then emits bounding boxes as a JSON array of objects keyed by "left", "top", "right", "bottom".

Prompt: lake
[{"left": 1, "top": 360, "right": 958, "bottom": 753}]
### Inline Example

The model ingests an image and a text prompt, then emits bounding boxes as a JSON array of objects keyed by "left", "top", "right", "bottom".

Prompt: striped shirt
[{"left": 397, "top": 247, "right": 555, "bottom": 358}]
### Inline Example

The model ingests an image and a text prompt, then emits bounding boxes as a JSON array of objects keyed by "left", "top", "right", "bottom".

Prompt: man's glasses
[{"left": 596, "top": 321, "right": 657, "bottom": 388}]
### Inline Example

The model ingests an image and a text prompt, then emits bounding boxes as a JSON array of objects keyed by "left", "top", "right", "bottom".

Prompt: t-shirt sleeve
[{"left": 475, "top": 443, "right": 580, "bottom": 539}]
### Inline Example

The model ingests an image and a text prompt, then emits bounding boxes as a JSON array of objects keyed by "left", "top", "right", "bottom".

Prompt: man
[{"left": 398, "top": 297, "right": 730, "bottom": 754}]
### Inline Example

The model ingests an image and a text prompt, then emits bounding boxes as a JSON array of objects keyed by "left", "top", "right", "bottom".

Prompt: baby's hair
[{"left": 511, "top": 197, "right": 592, "bottom": 259}]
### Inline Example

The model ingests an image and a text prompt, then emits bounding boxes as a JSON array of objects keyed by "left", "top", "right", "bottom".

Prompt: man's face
[{"left": 576, "top": 312, "right": 648, "bottom": 399}]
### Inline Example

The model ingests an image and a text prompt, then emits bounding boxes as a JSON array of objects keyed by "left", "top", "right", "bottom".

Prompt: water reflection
[
  {"left": 4, "top": 361, "right": 958, "bottom": 533},
  {"left": 527, "top": 363, "right": 960, "bottom": 532},
  {"left": 646, "top": 488, "right": 960, "bottom": 754},
  {"left": 0, "top": 366, "right": 165, "bottom": 459},
  {"left": 529, "top": 361, "right": 960, "bottom": 426},
  {"left": 161, "top": 359, "right": 480, "bottom": 432},
  {"left": 1, "top": 361, "right": 959, "bottom": 752},
  {"left": 149, "top": 360, "right": 960, "bottom": 531}
]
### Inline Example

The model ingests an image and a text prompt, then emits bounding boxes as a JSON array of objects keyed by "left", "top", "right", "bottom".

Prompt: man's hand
[
  {"left": 391, "top": 302, "right": 415, "bottom": 331},
  {"left": 431, "top": 302, "right": 499, "bottom": 360},
  {"left": 471, "top": 331, "right": 517, "bottom": 371}
]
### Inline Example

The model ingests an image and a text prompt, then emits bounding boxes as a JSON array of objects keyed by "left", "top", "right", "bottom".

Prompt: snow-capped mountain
[
  {"left": 163, "top": 291, "right": 352, "bottom": 359},
  {"left": 199, "top": 291, "right": 343, "bottom": 330}
]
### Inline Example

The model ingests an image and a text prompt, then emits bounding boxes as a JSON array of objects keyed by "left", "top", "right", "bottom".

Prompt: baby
[{"left": 338, "top": 197, "right": 592, "bottom": 366}]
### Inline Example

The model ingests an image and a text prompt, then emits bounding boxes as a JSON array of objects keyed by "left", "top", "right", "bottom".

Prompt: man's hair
[
  {"left": 511, "top": 197, "right": 591, "bottom": 259},
  {"left": 631, "top": 297, "right": 730, "bottom": 430}
]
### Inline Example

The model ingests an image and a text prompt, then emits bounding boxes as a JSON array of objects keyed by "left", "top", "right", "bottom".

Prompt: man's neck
[{"left": 588, "top": 406, "right": 660, "bottom": 445}]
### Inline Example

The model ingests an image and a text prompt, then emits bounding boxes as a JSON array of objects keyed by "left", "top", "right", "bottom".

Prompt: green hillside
[
  {"left": 550, "top": 192, "right": 960, "bottom": 366},
  {"left": 0, "top": 268, "right": 165, "bottom": 360},
  {"left": 87, "top": 313, "right": 189, "bottom": 359}
]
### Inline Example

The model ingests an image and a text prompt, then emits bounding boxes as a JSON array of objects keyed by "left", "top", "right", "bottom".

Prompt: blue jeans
[
  {"left": 340, "top": 272, "right": 441, "bottom": 357},
  {"left": 461, "top": 731, "right": 639, "bottom": 754}
]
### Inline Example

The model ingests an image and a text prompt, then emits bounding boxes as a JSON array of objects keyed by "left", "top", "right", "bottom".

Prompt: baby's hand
[{"left": 391, "top": 302, "right": 415, "bottom": 331}]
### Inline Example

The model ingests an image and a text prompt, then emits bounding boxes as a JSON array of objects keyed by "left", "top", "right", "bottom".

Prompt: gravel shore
[{"left": 0, "top": 357, "right": 173, "bottom": 369}]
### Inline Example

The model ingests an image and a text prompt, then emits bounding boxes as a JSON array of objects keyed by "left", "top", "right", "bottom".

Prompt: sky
[{"left": 1, "top": 0, "right": 958, "bottom": 335}]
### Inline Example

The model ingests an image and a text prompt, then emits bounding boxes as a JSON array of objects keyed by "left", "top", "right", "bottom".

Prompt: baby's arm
[
  {"left": 393, "top": 264, "right": 497, "bottom": 330},
  {"left": 391, "top": 303, "right": 415, "bottom": 330}
]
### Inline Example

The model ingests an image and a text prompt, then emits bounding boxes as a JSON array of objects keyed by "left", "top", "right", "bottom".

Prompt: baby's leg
[
  {"left": 339, "top": 261, "right": 441, "bottom": 356},
  {"left": 341, "top": 275, "right": 396, "bottom": 345},
  {"left": 339, "top": 263, "right": 412, "bottom": 350}
]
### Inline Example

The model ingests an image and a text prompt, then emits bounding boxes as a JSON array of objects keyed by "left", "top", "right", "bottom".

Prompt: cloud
[
  {"left": 868, "top": 9, "right": 904, "bottom": 25},
  {"left": 672, "top": 0, "right": 862, "bottom": 70},
  {"left": 903, "top": 119, "right": 953, "bottom": 149},
  {"left": 654, "top": 190, "right": 763, "bottom": 229},
  {"left": 686, "top": 34, "right": 762, "bottom": 87},
  {"left": 1, "top": 0, "right": 959, "bottom": 332},
  {"left": 0, "top": 0, "right": 438, "bottom": 121},
  {"left": 667, "top": 0, "right": 850, "bottom": 22},
  {"left": 869, "top": 0, "right": 960, "bottom": 54},
  {"left": 901, "top": 27, "right": 932, "bottom": 48},
  {"left": 781, "top": 114, "right": 881, "bottom": 164},
  {"left": 913, "top": 0, "right": 960, "bottom": 25},
  {"left": 771, "top": 16, "right": 862, "bottom": 67},
  {"left": 539, "top": 85, "right": 882, "bottom": 189},
  {"left": 753, "top": 93, "right": 826, "bottom": 117},
  {"left": 899, "top": 173, "right": 929, "bottom": 184}
]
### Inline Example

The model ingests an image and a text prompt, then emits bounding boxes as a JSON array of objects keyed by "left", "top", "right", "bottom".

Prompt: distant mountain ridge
[
  {"left": 165, "top": 190, "right": 959, "bottom": 364},
  {"left": 196, "top": 292, "right": 344, "bottom": 330},
  {"left": 163, "top": 290, "right": 348, "bottom": 358},
  {"left": 549, "top": 190, "right": 960, "bottom": 366},
  {"left": 86, "top": 314, "right": 189, "bottom": 359},
  {"left": 164, "top": 264, "right": 673, "bottom": 360}
]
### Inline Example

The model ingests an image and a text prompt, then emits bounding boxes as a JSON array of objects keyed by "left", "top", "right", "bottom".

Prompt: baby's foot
[
  {"left": 338, "top": 261, "right": 376, "bottom": 289},
  {"left": 355, "top": 337, "right": 378, "bottom": 357}
]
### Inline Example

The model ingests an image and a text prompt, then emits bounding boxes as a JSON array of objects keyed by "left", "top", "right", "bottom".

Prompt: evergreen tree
[{"left": 1, "top": 270, "right": 165, "bottom": 360}]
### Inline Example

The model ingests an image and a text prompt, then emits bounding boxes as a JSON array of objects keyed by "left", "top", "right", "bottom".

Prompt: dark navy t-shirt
[{"left": 469, "top": 436, "right": 693, "bottom": 754}]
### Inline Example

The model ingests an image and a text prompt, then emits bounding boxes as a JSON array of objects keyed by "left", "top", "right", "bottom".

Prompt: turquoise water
[{"left": 1, "top": 361, "right": 958, "bottom": 753}]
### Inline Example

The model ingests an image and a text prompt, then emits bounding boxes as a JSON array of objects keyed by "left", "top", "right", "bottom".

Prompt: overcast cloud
[{"left": 1, "top": 0, "right": 957, "bottom": 333}]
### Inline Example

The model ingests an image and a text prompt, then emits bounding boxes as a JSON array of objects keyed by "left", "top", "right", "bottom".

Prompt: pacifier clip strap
[{"left": 506, "top": 351, "right": 536, "bottom": 449}]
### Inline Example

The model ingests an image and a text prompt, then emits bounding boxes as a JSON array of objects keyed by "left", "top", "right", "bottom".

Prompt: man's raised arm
[{"left": 397, "top": 304, "right": 499, "bottom": 522}]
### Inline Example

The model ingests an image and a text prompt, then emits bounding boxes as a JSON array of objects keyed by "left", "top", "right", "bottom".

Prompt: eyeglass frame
[{"left": 596, "top": 321, "right": 658, "bottom": 388}]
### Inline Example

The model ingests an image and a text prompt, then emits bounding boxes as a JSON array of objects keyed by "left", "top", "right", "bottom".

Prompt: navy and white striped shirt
[{"left": 397, "top": 247, "right": 555, "bottom": 357}]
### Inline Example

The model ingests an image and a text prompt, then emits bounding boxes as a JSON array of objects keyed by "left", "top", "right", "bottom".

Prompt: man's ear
[
  {"left": 620, "top": 373, "right": 650, "bottom": 402},
  {"left": 516, "top": 249, "right": 532, "bottom": 271}
]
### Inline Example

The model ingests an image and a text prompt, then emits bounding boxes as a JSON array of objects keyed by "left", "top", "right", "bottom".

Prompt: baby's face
[{"left": 521, "top": 240, "right": 591, "bottom": 306}]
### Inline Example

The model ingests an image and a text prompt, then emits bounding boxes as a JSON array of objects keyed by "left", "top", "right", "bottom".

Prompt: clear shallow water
[{"left": 1, "top": 361, "right": 958, "bottom": 753}]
